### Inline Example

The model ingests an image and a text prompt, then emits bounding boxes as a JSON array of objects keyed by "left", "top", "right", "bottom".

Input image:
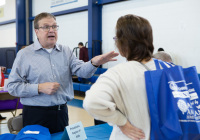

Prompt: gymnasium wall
[
  {"left": 0, "top": 0, "right": 200, "bottom": 72},
  {"left": 101, "top": 0, "right": 200, "bottom": 73},
  {"left": 0, "top": 0, "right": 16, "bottom": 48},
  {"left": 32, "top": 0, "right": 88, "bottom": 50}
]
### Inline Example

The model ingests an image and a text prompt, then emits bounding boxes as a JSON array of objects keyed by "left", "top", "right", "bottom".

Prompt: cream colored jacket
[{"left": 83, "top": 60, "right": 156, "bottom": 140}]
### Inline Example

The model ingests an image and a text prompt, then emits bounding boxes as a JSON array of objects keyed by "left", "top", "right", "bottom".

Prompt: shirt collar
[{"left": 33, "top": 39, "right": 61, "bottom": 51}]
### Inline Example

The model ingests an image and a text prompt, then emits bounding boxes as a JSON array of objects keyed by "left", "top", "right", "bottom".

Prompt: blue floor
[{"left": 67, "top": 99, "right": 83, "bottom": 108}]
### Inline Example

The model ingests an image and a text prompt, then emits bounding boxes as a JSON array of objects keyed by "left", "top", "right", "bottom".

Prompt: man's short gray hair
[{"left": 153, "top": 52, "right": 172, "bottom": 63}]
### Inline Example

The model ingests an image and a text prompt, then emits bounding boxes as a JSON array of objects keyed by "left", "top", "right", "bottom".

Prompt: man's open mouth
[{"left": 48, "top": 35, "right": 55, "bottom": 38}]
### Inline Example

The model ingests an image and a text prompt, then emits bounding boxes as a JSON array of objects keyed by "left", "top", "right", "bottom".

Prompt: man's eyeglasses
[{"left": 38, "top": 25, "right": 59, "bottom": 32}]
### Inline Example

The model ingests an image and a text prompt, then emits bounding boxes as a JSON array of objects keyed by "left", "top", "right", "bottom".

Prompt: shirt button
[
  {"left": 52, "top": 64, "right": 54, "bottom": 67},
  {"left": 53, "top": 75, "right": 56, "bottom": 78}
]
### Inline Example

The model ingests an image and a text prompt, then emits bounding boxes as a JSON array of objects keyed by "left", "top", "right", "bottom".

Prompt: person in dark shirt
[{"left": 78, "top": 42, "right": 89, "bottom": 62}]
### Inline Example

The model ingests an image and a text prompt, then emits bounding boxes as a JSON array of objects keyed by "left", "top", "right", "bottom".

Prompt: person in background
[
  {"left": 0, "top": 66, "right": 6, "bottom": 120},
  {"left": 0, "top": 66, "right": 6, "bottom": 73},
  {"left": 153, "top": 51, "right": 173, "bottom": 63},
  {"left": 157, "top": 47, "right": 164, "bottom": 52},
  {"left": 78, "top": 42, "right": 89, "bottom": 62},
  {"left": 157, "top": 47, "right": 177, "bottom": 64},
  {"left": 77, "top": 42, "right": 90, "bottom": 83},
  {"left": 84, "top": 14, "right": 157, "bottom": 140},
  {"left": 7, "top": 12, "right": 118, "bottom": 134},
  {"left": 0, "top": 66, "right": 6, "bottom": 87}
]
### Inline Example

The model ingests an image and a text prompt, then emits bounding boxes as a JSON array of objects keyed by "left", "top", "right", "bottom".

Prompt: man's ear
[
  {"left": 35, "top": 29, "right": 39, "bottom": 38},
  {"left": 35, "top": 29, "right": 38, "bottom": 34}
]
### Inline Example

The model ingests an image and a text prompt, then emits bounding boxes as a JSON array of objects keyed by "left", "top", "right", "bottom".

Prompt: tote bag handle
[
  {"left": 155, "top": 59, "right": 175, "bottom": 69},
  {"left": 141, "top": 59, "right": 174, "bottom": 70}
]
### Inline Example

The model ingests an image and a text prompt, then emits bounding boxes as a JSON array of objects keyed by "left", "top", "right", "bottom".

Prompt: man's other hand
[{"left": 38, "top": 82, "right": 60, "bottom": 95}]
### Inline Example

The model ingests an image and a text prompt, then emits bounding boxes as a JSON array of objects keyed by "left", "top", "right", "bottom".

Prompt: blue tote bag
[
  {"left": 14, "top": 125, "right": 51, "bottom": 140},
  {"left": 144, "top": 59, "right": 200, "bottom": 140}
]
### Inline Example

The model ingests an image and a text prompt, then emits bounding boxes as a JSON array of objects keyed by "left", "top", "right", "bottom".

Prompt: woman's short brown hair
[
  {"left": 115, "top": 14, "right": 154, "bottom": 62},
  {"left": 34, "top": 12, "right": 56, "bottom": 29}
]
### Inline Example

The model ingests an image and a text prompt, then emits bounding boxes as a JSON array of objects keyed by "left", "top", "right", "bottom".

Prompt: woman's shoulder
[
  {"left": 102, "top": 61, "right": 144, "bottom": 80},
  {"left": 110, "top": 61, "right": 143, "bottom": 72}
]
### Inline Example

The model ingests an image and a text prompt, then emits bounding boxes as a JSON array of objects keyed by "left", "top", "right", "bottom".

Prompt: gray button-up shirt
[{"left": 7, "top": 39, "right": 97, "bottom": 106}]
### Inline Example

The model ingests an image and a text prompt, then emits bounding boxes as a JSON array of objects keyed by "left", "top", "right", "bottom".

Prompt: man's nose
[{"left": 49, "top": 27, "right": 55, "bottom": 32}]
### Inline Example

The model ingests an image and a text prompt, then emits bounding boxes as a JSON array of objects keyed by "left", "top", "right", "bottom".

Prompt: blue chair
[
  {"left": 4, "top": 74, "right": 9, "bottom": 78},
  {"left": 89, "top": 76, "right": 99, "bottom": 83},
  {"left": 3, "top": 68, "right": 11, "bottom": 78},
  {"left": 94, "top": 68, "right": 107, "bottom": 75},
  {"left": 73, "top": 83, "right": 80, "bottom": 91},
  {"left": 7, "top": 69, "right": 11, "bottom": 74},
  {"left": 79, "top": 84, "right": 91, "bottom": 92},
  {"left": 94, "top": 68, "right": 101, "bottom": 75},
  {"left": 100, "top": 68, "right": 107, "bottom": 74}
]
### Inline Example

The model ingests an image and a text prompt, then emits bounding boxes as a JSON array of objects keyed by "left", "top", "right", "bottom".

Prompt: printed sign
[
  {"left": 168, "top": 80, "right": 200, "bottom": 122},
  {"left": 61, "top": 121, "right": 87, "bottom": 140},
  {"left": 51, "top": 0, "right": 78, "bottom": 8},
  {"left": 0, "top": 8, "right": 4, "bottom": 18}
]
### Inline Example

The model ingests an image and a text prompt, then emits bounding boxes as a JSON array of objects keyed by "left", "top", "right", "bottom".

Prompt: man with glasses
[{"left": 7, "top": 12, "right": 118, "bottom": 133}]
